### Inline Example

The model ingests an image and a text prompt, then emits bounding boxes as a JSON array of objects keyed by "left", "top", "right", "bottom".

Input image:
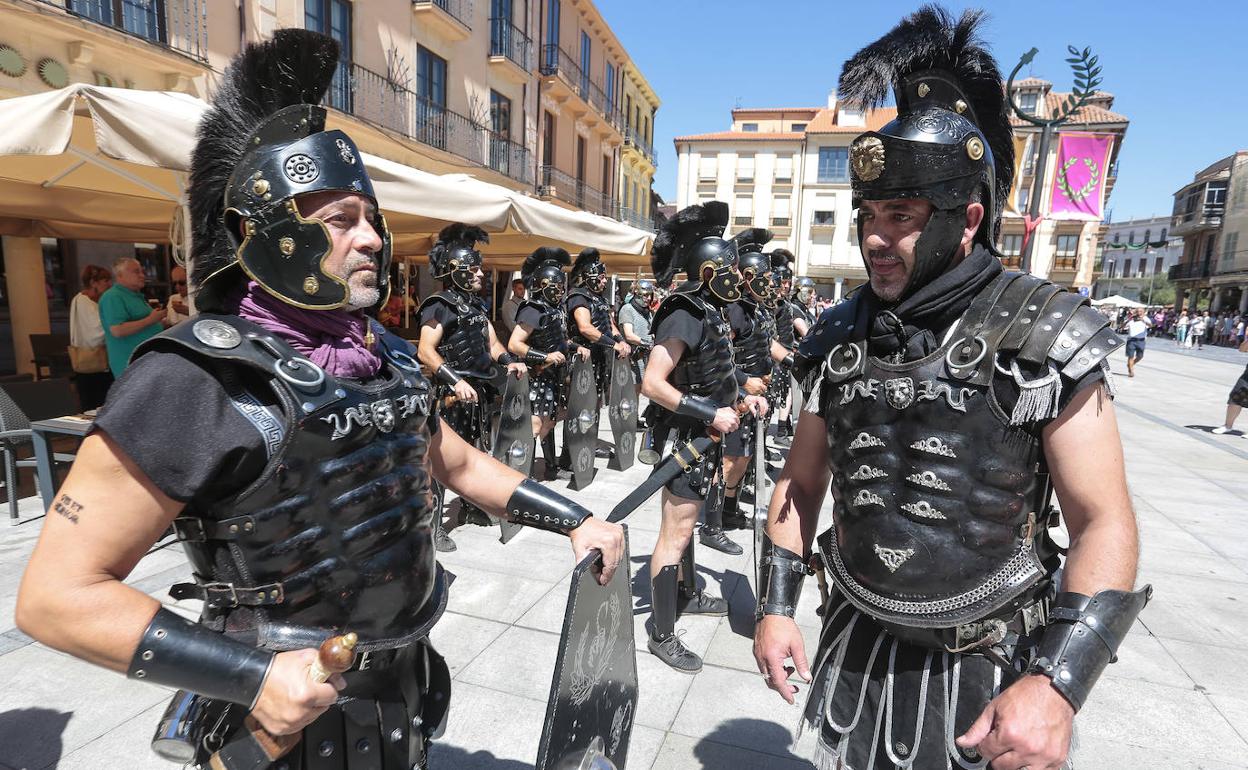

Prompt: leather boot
[
  {"left": 677, "top": 540, "right": 727, "bottom": 617},
  {"left": 433, "top": 514, "right": 456, "bottom": 552},
  {"left": 698, "top": 483, "right": 743, "bottom": 555},
  {"left": 722, "top": 488, "right": 750, "bottom": 531},
  {"left": 540, "top": 433, "right": 558, "bottom": 480},
  {"left": 647, "top": 565, "right": 702, "bottom": 673}
]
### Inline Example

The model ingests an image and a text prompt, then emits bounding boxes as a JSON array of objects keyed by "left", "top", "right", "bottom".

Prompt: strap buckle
[{"left": 170, "top": 580, "right": 285, "bottom": 610}]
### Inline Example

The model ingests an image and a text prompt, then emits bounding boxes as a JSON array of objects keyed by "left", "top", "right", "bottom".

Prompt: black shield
[
  {"left": 606, "top": 356, "right": 638, "bottom": 472},
  {"left": 753, "top": 418, "right": 769, "bottom": 590},
  {"left": 536, "top": 530, "right": 637, "bottom": 770},
  {"left": 563, "top": 355, "right": 598, "bottom": 491},
  {"left": 493, "top": 371, "right": 534, "bottom": 543}
]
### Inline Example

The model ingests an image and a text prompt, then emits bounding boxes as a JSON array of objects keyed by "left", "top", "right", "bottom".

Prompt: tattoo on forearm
[{"left": 54, "top": 494, "right": 83, "bottom": 524}]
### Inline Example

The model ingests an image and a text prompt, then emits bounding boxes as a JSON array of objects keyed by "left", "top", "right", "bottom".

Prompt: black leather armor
[
  {"left": 774, "top": 300, "right": 796, "bottom": 349},
  {"left": 791, "top": 299, "right": 815, "bottom": 331},
  {"left": 521, "top": 298, "right": 570, "bottom": 355},
  {"left": 419, "top": 290, "right": 493, "bottom": 378},
  {"left": 731, "top": 299, "right": 775, "bottom": 378},
  {"left": 136, "top": 315, "right": 446, "bottom": 653},
  {"left": 654, "top": 291, "right": 738, "bottom": 407},
  {"left": 566, "top": 287, "right": 613, "bottom": 347},
  {"left": 805, "top": 273, "right": 1122, "bottom": 630}
]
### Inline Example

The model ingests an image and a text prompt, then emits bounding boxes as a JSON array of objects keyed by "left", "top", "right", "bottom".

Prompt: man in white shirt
[
  {"left": 166, "top": 265, "right": 193, "bottom": 325},
  {"left": 1125, "top": 308, "right": 1152, "bottom": 377},
  {"left": 499, "top": 277, "right": 525, "bottom": 338}
]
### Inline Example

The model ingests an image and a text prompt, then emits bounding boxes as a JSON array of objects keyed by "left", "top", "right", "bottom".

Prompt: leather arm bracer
[
  {"left": 673, "top": 394, "right": 718, "bottom": 425},
  {"left": 505, "top": 479, "right": 592, "bottom": 534},
  {"left": 127, "top": 607, "right": 275, "bottom": 710},
  {"left": 523, "top": 349, "right": 551, "bottom": 366},
  {"left": 496, "top": 351, "right": 517, "bottom": 366},
  {"left": 756, "top": 535, "right": 811, "bottom": 620},
  {"left": 1028, "top": 586, "right": 1152, "bottom": 712},
  {"left": 434, "top": 364, "right": 463, "bottom": 387}
]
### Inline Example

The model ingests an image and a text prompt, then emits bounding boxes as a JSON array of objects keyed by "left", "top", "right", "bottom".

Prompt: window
[
  {"left": 817, "top": 147, "right": 848, "bottom": 183},
  {"left": 1154, "top": 256, "right": 1165, "bottom": 275},
  {"left": 1111, "top": 230, "right": 1120, "bottom": 243},
  {"left": 772, "top": 197, "right": 790, "bottom": 227},
  {"left": 698, "top": 154, "right": 717, "bottom": 181},
  {"left": 1017, "top": 187, "right": 1029, "bottom": 212},
  {"left": 737, "top": 154, "right": 754, "bottom": 182},
  {"left": 774, "top": 155, "right": 793, "bottom": 183},
  {"left": 1144, "top": 229, "right": 1151, "bottom": 244},
  {"left": 415, "top": 46, "right": 447, "bottom": 148},
  {"left": 734, "top": 196, "right": 752, "bottom": 226},
  {"left": 1222, "top": 232, "right": 1240, "bottom": 270},
  {"left": 1127, "top": 230, "right": 1134, "bottom": 245},
  {"left": 544, "top": 0, "right": 560, "bottom": 69},
  {"left": 306, "top": 0, "right": 352, "bottom": 112},
  {"left": 576, "top": 135, "right": 586, "bottom": 183},
  {"left": 542, "top": 110, "right": 555, "bottom": 166},
  {"left": 1160, "top": 227, "right": 1167, "bottom": 242},
  {"left": 1207, "top": 181, "right": 1228, "bottom": 207},
  {"left": 1019, "top": 92, "right": 1038, "bottom": 115},
  {"left": 1001, "top": 234, "right": 1023, "bottom": 256},
  {"left": 601, "top": 155, "right": 612, "bottom": 199},
  {"left": 741, "top": 123, "right": 759, "bottom": 132},
  {"left": 1105, "top": 262, "right": 1116, "bottom": 279},
  {"left": 605, "top": 61, "right": 616, "bottom": 113},
  {"left": 1135, "top": 259, "right": 1146, "bottom": 278},
  {"left": 488, "top": 90, "right": 513, "bottom": 174},
  {"left": 68, "top": 0, "right": 167, "bottom": 44},
  {"left": 579, "top": 31, "right": 591, "bottom": 96},
  {"left": 791, "top": 123, "right": 807, "bottom": 133},
  {"left": 1054, "top": 234, "right": 1079, "bottom": 269},
  {"left": 813, "top": 210, "right": 835, "bottom": 226}
]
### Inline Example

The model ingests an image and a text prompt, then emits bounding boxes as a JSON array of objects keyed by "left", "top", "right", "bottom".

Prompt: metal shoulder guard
[
  {"left": 128, "top": 607, "right": 274, "bottom": 710},
  {"left": 506, "top": 478, "right": 592, "bottom": 534},
  {"left": 1029, "top": 585, "right": 1152, "bottom": 712},
  {"left": 756, "top": 535, "right": 812, "bottom": 620}
]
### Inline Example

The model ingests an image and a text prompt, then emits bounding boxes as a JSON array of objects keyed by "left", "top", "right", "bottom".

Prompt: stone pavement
[{"left": 1, "top": 341, "right": 1247, "bottom": 769}]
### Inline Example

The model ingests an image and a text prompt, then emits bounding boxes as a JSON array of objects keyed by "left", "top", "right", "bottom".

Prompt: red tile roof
[
  {"left": 731, "top": 107, "right": 821, "bottom": 115},
  {"left": 1010, "top": 92, "right": 1128, "bottom": 127},
  {"left": 806, "top": 106, "right": 897, "bottom": 133}
]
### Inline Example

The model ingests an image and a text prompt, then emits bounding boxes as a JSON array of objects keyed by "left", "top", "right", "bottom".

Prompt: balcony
[
  {"left": 1169, "top": 261, "right": 1212, "bottom": 282},
  {"left": 413, "top": 0, "right": 471, "bottom": 41},
  {"left": 339, "top": 63, "right": 533, "bottom": 186},
  {"left": 622, "top": 125, "right": 655, "bottom": 164},
  {"left": 36, "top": 0, "right": 207, "bottom": 62},
  {"left": 614, "top": 205, "right": 655, "bottom": 232},
  {"left": 539, "top": 165, "right": 614, "bottom": 218},
  {"left": 488, "top": 17, "right": 531, "bottom": 83},
  {"left": 1171, "top": 205, "right": 1224, "bottom": 237},
  {"left": 1051, "top": 256, "right": 1078, "bottom": 272},
  {"left": 539, "top": 44, "right": 622, "bottom": 132}
]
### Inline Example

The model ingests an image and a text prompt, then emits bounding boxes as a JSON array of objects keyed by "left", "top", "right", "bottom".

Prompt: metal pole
[{"left": 1020, "top": 123, "right": 1053, "bottom": 275}]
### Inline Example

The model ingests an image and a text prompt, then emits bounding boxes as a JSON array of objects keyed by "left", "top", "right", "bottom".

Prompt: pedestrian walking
[
  {"left": 1175, "top": 311, "right": 1190, "bottom": 345},
  {"left": 1212, "top": 362, "right": 1248, "bottom": 435},
  {"left": 1189, "top": 312, "right": 1207, "bottom": 349},
  {"left": 1125, "top": 309, "right": 1151, "bottom": 376}
]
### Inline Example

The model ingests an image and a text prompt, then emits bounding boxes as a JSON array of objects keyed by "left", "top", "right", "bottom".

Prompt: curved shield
[
  {"left": 564, "top": 355, "right": 598, "bottom": 490},
  {"left": 537, "top": 531, "right": 637, "bottom": 770},
  {"left": 606, "top": 356, "right": 638, "bottom": 472},
  {"left": 493, "top": 372, "right": 534, "bottom": 544}
]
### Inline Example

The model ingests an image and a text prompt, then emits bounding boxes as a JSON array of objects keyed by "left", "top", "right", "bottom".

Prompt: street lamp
[{"left": 1005, "top": 46, "right": 1105, "bottom": 274}]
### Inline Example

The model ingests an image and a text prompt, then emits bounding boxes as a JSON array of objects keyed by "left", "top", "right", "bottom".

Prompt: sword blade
[{"left": 607, "top": 435, "right": 715, "bottom": 523}]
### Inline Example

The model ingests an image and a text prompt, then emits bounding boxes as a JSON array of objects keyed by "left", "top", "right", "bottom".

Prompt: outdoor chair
[
  {"left": 29, "top": 334, "right": 73, "bottom": 380},
  {"left": 0, "top": 379, "right": 80, "bottom": 522}
]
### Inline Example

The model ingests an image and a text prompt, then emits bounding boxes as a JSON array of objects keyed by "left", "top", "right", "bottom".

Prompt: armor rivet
[
  {"left": 847, "top": 325, "right": 854, "bottom": 331},
  {"left": 1042, "top": 324, "right": 1053, "bottom": 331},
  {"left": 412, "top": 716, "right": 424, "bottom": 728},
  {"left": 302, "top": 402, "right": 315, "bottom": 413},
  {"left": 356, "top": 738, "right": 371, "bottom": 753},
  {"left": 270, "top": 590, "right": 280, "bottom": 599},
  {"left": 391, "top": 728, "right": 403, "bottom": 743},
  {"left": 955, "top": 99, "right": 968, "bottom": 114},
  {"left": 244, "top": 220, "right": 256, "bottom": 237},
  {"left": 1059, "top": 670, "right": 1072, "bottom": 681},
  {"left": 318, "top": 741, "right": 335, "bottom": 757},
  {"left": 154, "top": 629, "right": 166, "bottom": 639},
  {"left": 1072, "top": 330, "right": 1082, "bottom": 338},
  {"left": 895, "top": 741, "right": 909, "bottom": 755},
  {"left": 229, "top": 524, "right": 239, "bottom": 533},
  {"left": 134, "top": 669, "right": 146, "bottom": 678},
  {"left": 917, "top": 83, "right": 930, "bottom": 97},
  {"left": 252, "top": 178, "right": 270, "bottom": 196},
  {"left": 304, "top": 275, "right": 320, "bottom": 294},
  {"left": 1021, "top": 318, "right": 1031, "bottom": 325},
  {"left": 141, "top": 650, "right": 153, "bottom": 661},
  {"left": 244, "top": 521, "right": 253, "bottom": 531},
  {"left": 1086, "top": 617, "right": 1098, "bottom": 626},
  {"left": 1052, "top": 311, "right": 1064, "bottom": 318},
  {"left": 999, "top": 311, "right": 1009, "bottom": 317},
  {"left": 961, "top": 346, "right": 972, "bottom": 356},
  {"left": 256, "top": 591, "right": 264, "bottom": 600},
  {"left": 834, "top": 320, "right": 842, "bottom": 326},
  {"left": 1078, "top": 357, "right": 1088, "bottom": 365},
  {"left": 1028, "top": 305, "right": 1037, "bottom": 311},
  {"left": 334, "top": 388, "right": 347, "bottom": 398},
  {"left": 253, "top": 136, "right": 261, "bottom": 145},
  {"left": 1061, "top": 340, "right": 1072, "bottom": 349},
  {"left": 1091, "top": 347, "right": 1101, "bottom": 355},
  {"left": 263, "top": 193, "right": 272, "bottom": 201}
]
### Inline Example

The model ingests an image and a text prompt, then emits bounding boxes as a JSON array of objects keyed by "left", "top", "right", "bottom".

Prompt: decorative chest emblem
[
  {"left": 335, "top": 137, "right": 357, "bottom": 165},
  {"left": 910, "top": 437, "right": 956, "bottom": 458},
  {"left": 849, "top": 464, "right": 887, "bottom": 482},
  {"left": 884, "top": 377, "right": 916, "bottom": 410},
  {"left": 192, "top": 319, "right": 242, "bottom": 349},
  {"left": 852, "top": 489, "right": 885, "bottom": 508},
  {"left": 322, "top": 394, "right": 423, "bottom": 440},
  {"left": 873, "top": 544, "right": 915, "bottom": 573},
  {"left": 370, "top": 399, "right": 396, "bottom": 433},
  {"left": 907, "top": 470, "right": 952, "bottom": 491},
  {"left": 848, "top": 431, "right": 885, "bottom": 451},
  {"left": 901, "top": 500, "right": 947, "bottom": 520}
]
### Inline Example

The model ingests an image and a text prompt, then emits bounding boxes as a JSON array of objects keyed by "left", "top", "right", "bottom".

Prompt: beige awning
[{"left": 0, "top": 84, "right": 652, "bottom": 268}]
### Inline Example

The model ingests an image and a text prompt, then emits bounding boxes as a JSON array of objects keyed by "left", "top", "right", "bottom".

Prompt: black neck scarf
[{"left": 865, "top": 245, "right": 1003, "bottom": 362}]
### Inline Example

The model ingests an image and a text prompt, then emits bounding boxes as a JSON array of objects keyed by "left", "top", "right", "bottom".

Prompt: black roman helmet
[
  {"left": 522, "top": 246, "right": 571, "bottom": 305},
  {"left": 429, "top": 223, "right": 489, "bottom": 293},
  {"left": 794, "top": 276, "right": 817, "bottom": 304},
  {"left": 631, "top": 278, "right": 656, "bottom": 310},
  {"left": 190, "top": 29, "right": 392, "bottom": 313},
  {"left": 732, "top": 228, "right": 775, "bottom": 306},
  {"left": 651, "top": 201, "right": 741, "bottom": 305},
  {"left": 839, "top": 5, "right": 1014, "bottom": 299},
  {"left": 570, "top": 247, "right": 608, "bottom": 292}
]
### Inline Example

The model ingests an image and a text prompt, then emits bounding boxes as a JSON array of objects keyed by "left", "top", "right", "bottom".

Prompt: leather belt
[
  {"left": 876, "top": 594, "right": 1051, "bottom": 655},
  {"left": 169, "top": 579, "right": 285, "bottom": 611}
]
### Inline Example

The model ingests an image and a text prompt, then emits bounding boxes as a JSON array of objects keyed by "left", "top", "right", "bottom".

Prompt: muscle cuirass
[
  {"left": 421, "top": 290, "right": 492, "bottom": 377},
  {"left": 521, "top": 299, "right": 569, "bottom": 354},
  {"left": 809, "top": 271, "right": 1123, "bottom": 629},
  {"left": 732, "top": 300, "right": 775, "bottom": 377},
  {"left": 567, "top": 288, "right": 612, "bottom": 346},
  {"left": 138, "top": 315, "right": 445, "bottom": 652},
  {"left": 774, "top": 301, "right": 796, "bottom": 349},
  {"left": 654, "top": 292, "right": 736, "bottom": 403},
  {"left": 792, "top": 300, "right": 815, "bottom": 330}
]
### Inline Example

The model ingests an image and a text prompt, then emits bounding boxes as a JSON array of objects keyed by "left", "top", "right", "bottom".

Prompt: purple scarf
[{"left": 232, "top": 281, "right": 382, "bottom": 379}]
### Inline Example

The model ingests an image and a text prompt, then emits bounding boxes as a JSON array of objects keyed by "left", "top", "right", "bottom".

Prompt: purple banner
[{"left": 1049, "top": 132, "right": 1115, "bottom": 221}]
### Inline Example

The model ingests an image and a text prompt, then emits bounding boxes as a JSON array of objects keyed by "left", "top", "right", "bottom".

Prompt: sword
[{"left": 607, "top": 436, "right": 716, "bottom": 523}]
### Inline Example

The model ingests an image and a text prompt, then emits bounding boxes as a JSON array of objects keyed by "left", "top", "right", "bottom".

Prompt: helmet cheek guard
[{"left": 446, "top": 248, "right": 483, "bottom": 293}]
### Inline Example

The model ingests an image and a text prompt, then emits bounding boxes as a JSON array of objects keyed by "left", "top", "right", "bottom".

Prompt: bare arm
[
  {"left": 110, "top": 310, "right": 163, "bottom": 338},
  {"left": 416, "top": 320, "right": 448, "bottom": 372},
  {"left": 640, "top": 339, "right": 687, "bottom": 411},
  {"left": 508, "top": 322, "right": 535, "bottom": 357},
  {"left": 793, "top": 316, "right": 810, "bottom": 338},
  {"left": 765, "top": 410, "right": 832, "bottom": 557},
  {"left": 572, "top": 306, "right": 603, "bottom": 343},
  {"left": 621, "top": 321, "right": 644, "bottom": 346},
  {"left": 770, "top": 338, "right": 791, "bottom": 364}
]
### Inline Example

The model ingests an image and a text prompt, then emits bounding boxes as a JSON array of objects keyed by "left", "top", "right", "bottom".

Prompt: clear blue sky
[{"left": 599, "top": 0, "right": 1248, "bottom": 223}]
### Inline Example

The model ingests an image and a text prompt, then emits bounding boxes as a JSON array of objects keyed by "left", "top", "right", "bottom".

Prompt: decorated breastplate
[
  {"left": 662, "top": 294, "right": 736, "bottom": 402},
  {"left": 433, "top": 291, "right": 492, "bottom": 377},
  {"left": 733, "top": 301, "right": 775, "bottom": 377},
  {"left": 567, "top": 288, "right": 612, "bottom": 346},
  {"left": 775, "top": 301, "right": 796, "bottom": 349},
  {"left": 526, "top": 300, "right": 569, "bottom": 354},
  {"left": 149, "top": 316, "right": 444, "bottom": 652}
]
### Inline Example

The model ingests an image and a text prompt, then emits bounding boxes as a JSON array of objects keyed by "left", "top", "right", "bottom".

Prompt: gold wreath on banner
[{"left": 1056, "top": 156, "right": 1100, "bottom": 204}]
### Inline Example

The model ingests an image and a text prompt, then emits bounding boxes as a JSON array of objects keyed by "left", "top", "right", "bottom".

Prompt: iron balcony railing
[
  {"left": 539, "top": 165, "right": 614, "bottom": 218},
  {"left": 337, "top": 63, "right": 532, "bottom": 186},
  {"left": 413, "top": 0, "right": 472, "bottom": 29},
  {"left": 1168, "top": 262, "right": 1212, "bottom": 281},
  {"left": 623, "top": 125, "right": 655, "bottom": 163},
  {"left": 489, "top": 17, "right": 532, "bottom": 71},
  {"left": 41, "top": 0, "right": 207, "bottom": 62},
  {"left": 614, "top": 205, "right": 655, "bottom": 232},
  {"left": 539, "top": 44, "right": 623, "bottom": 131}
]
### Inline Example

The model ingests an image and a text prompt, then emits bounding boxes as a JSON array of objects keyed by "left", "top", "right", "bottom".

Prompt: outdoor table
[{"left": 31, "top": 414, "right": 93, "bottom": 512}]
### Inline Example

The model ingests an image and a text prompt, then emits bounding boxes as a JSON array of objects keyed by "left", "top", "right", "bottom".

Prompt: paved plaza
[{"left": 1, "top": 340, "right": 1246, "bottom": 769}]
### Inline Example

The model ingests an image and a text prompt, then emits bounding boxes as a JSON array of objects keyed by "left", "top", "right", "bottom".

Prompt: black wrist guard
[
  {"left": 1029, "top": 586, "right": 1152, "bottom": 712},
  {"left": 674, "top": 394, "right": 718, "bottom": 425},
  {"left": 435, "top": 364, "right": 463, "bottom": 387},
  {"left": 496, "top": 351, "right": 517, "bottom": 366},
  {"left": 780, "top": 352, "right": 795, "bottom": 370},
  {"left": 523, "top": 349, "right": 550, "bottom": 366},
  {"left": 735, "top": 368, "right": 749, "bottom": 385},
  {"left": 505, "top": 478, "right": 592, "bottom": 534},
  {"left": 596, "top": 334, "right": 618, "bottom": 348},
  {"left": 128, "top": 607, "right": 274, "bottom": 710},
  {"left": 756, "top": 535, "right": 811, "bottom": 620}
]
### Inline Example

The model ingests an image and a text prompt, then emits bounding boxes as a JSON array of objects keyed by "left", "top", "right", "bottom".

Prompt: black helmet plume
[
  {"left": 429, "top": 223, "right": 489, "bottom": 276},
  {"left": 570, "top": 247, "right": 606, "bottom": 286},
  {"left": 650, "top": 201, "right": 729, "bottom": 288},
  {"left": 522, "top": 246, "right": 571, "bottom": 281}
]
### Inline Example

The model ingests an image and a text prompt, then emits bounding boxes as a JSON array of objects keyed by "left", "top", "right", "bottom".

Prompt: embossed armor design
[
  {"left": 420, "top": 290, "right": 493, "bottom": 377},
  {"left": 733, "top": 299, "right": 776, "bottom": 377},
  {"left": 522, "top": 298, "right": 570, "bottom": 355},
  {"left": 774, "top": 300, "right": 796, "bottom": 349},
  {"left": 566, "top": 287, "right": 613, "bottom": 347},
  {"left": 654, "top": 292, "right": 737, "bottom": 405},
  {"left": 139, "top": 315, "right": 444, "bottom": 652}
]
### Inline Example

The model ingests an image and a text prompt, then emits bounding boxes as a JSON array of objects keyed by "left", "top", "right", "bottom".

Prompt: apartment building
[
  {"left": 1093, "top": 215, "right": 1182, "bottom": 303},
  {"left": 0, "top": 0, "right": 657, "bottom": 373},
  {"left": 616, "top": 60, "right": 658, "bottom": 231},
  {"left": 1168, "top": 151, "right": 1248, "bottom": 314}
]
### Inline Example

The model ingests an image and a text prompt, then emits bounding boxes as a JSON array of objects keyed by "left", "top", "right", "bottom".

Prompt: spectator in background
[
  {"left": 499, "top": 278, "right": 525, "bottom": 339},
  {"left": 99, "top": 257, "right": 165, "bottom": 378},
  {"left": 1175, "top": 311, "right": 1190, "bottom": 346},
  {"left": 1153, "top": 308, "right": 1165, "bottom": 337},
  {"left": 165, "top": 265, "right": 192, "bottom": 325},
  {"left": 68, "top": 264, "right": 114, "bottom": 410},
  {"left": 1189, "top": 311, "right": 1208, "bottom": 349},
  {"left": 1124, "top": 308, "right": 1152, "bottom": 378}
]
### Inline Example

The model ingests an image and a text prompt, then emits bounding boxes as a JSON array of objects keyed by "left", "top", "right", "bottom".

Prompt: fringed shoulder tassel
[{"left": 1009, "top": 360, "right": 1063, "bottom": 426}]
